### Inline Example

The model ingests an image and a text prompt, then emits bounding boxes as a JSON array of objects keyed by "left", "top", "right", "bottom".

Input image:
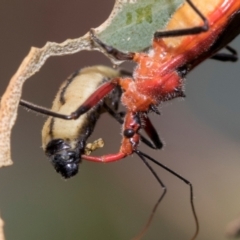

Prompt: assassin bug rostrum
[{"left": 18, "top": 0, "right": 240, "bottom": 239}]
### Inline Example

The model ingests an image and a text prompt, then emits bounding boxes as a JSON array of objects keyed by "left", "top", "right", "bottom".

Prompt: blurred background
[{"left": 0, "top": 1, "right": 240, "bottom": 240}]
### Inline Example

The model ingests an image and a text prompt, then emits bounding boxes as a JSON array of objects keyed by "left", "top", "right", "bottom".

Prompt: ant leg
[
  {"left": 210, "top": 45, "right": 238, "bottom": 62},
  {"left": 20, "top": 79, "right": 119, "bottom": 120},
  {"left": 134, "top": 150, "right": 199, "bottom": 240},
  {"left": 90, "top": 29, "right": 135, "bottom": 61},
  {"left": 103, "top": 103, "right": 163, "bottom": 150},
  {"left": 154, "top": 0, "right": 208, "bottom": 39}
]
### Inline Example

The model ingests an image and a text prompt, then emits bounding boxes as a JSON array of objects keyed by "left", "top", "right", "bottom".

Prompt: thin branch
[
  {"left": 0, "top": 33, "right": 93, "bottom": 166},
  {"left": 0, "top": 215, "right": 5, "bottom": 240}
]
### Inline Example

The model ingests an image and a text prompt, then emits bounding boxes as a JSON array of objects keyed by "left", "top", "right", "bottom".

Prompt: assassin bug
[
  {"left": 18, "top": 0, "right": 240, "bottom": 239},
  {"left": 81, "top": 0, "right": 240, "bottom": 163}
]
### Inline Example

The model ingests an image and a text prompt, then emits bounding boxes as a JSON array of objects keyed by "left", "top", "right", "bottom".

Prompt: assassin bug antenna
[{"left": 133, "top": 150, "right": 199, "bottom": 240}]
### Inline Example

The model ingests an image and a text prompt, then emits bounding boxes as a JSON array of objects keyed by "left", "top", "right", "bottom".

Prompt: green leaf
[{"left": 96, "top": 0, "right": 184, "bottom": 52}]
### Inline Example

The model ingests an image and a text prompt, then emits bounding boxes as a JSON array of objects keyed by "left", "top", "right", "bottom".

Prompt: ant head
[{"left": 45, "top": 139, "right": 81, "bottom": 179}]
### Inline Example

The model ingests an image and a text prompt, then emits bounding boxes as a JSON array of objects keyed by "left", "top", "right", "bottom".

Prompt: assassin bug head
[{"left": 45, "top": 139, "right": 81, "bottom": 178}]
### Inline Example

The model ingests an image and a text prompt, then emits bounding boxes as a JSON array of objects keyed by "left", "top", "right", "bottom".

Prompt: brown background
[{"left": 0, "top": 1, "right": 240, "bottom": 240}]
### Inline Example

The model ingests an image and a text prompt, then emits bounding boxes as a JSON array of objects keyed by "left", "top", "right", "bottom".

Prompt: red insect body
[
  {"left": 83, "top": 0, "right": 240, "bottom": 162},
  {"left": 128, "top": 0, "right": 240, "bottom": 111}
]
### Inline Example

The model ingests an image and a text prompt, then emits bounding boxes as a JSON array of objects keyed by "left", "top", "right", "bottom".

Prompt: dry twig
[{"left": 0, "top": 34, "right": 93, "bottom": 167}]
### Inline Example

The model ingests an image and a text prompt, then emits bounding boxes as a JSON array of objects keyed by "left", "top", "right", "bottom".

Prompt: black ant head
[{"left": 45, "top": 139, "right": 81, "bottom": 179}]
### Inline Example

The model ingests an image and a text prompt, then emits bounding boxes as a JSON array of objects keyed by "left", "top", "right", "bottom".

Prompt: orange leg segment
[
  {"left": 82, "top": 111, "right": 142, "bottom": 163},
  {"left": 82, "top": 152, "right": 126, "bottom": 163},
  {"left": 71, "top": 78, "right": 120, "bottom": 119}
]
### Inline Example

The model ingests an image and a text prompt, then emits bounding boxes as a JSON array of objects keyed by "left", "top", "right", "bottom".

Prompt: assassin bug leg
[
  {"left": 154, "top": 0, "right": 209, "bottom": 39},
  {"left": 70, "top": 79, "right": 119, "bottom": 119},
  {"left": 82, "top": 152, "right": 126, "bottom": 163},
  {"left": 103, "top": 103, "right": 163, "bottom": 150},
  {"left": 211, "top": 45, "right": 238, "bottom": 62},
  {"left": 134, "top": 150, "right": 199, "bottom": 240},
  {"left": 20, "top": 79, "right": 119, "bottom": 121},
  {"left": 90, "top": 29, "right": 135, "bottom": 61},
  {"left": 73, "top": 112, "right": 141, "bottom": 163},
  {"left": 83, "top": 111, "right": 142, "bottom": 162},
  {"left": 141, "top": 115, "right": 163, "bottom": 149}
]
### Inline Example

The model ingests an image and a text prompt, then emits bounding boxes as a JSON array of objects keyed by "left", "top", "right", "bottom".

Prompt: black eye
[{"left": 124, "top": 129, "right": 135, "bottom": 138}]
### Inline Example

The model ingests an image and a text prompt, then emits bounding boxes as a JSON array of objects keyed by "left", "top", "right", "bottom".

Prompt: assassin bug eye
[{"left": 123, "top": 128, "right": 135, "bottom": 138}]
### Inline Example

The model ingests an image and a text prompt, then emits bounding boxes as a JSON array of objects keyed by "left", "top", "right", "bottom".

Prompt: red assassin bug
[
  {"left": 82, "top": 1, "right": 240, "bottom": 165},
  {"left": 19, "top": 0, "right": 240, "bottom": 239}
]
